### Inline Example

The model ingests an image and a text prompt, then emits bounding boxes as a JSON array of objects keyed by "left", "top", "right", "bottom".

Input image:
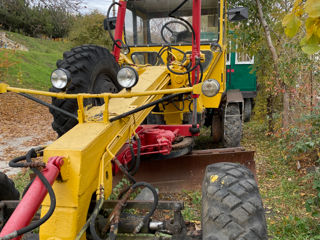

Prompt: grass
[
  {"left": 12, "top": 170, "right": 31, "bottom": 195},
  {"left": 242, "top": 120, "right": 320, "bottom": 240},
  {"left": 0, "top": 31, "right": 72, "bottom": 90}
]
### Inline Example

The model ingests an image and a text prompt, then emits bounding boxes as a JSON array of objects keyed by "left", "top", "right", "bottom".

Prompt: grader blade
[{"left": 115, "top": 147, "right": 256, "bottom": 192}]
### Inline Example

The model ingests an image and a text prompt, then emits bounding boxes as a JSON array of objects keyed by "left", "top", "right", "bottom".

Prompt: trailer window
[{"left": 235, "top": 52, "right": 254, "bottom": 64}]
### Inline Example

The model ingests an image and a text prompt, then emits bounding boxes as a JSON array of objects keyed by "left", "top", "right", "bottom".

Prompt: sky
[{"left": 80, "top": 0, "right": 114, "bottom": 14}]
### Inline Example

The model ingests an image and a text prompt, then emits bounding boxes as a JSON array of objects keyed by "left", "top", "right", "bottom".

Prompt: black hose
[
  {"left": 131, "top": 182, "right": 158, "bottom": 234},
  {"left": 2, "top": 149, "right": 56, "bottom": 240},
  {"left": 89, "top": 198, "right": 104, "bottom": 240},
  {"left": 129, "top": 135, "right": 141, "bottom": 176},
  {"left": 109, "top": 93, "right": 184, "bottom": 122},
  {"left": 18, "top": 93, "right": 78, "bottom": 121},
  {"left": 166, "top": 58, "right": 200, "bottom": 76},
  {"left": 114, "top": 158, "right": 136, "bottom": 184},
  {"left": 126, "top": 143, "right": 136, "bottom": 172}
]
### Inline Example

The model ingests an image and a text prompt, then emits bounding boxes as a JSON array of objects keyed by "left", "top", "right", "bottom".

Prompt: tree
[
  {"left": 282, "top": 0, "right": 320, "bottom": 54},
  {"left": 228, "top": 0, "right": 318, "bottom": 133},
  {"left": 68, "top": 11, "right": 113, "bottom": 48}
]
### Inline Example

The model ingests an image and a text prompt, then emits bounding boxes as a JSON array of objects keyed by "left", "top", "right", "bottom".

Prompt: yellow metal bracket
[
  {"left": 0, "top": 83, "right": 8, "bottom": 93},
  {"left": 77, "top": 95, "right": 85, "bottom": 124}
]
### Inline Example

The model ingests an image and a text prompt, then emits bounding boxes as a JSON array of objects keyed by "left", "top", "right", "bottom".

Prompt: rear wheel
[
  {"left": 211, "top": 113, "right": 222, "bottom": 143},
  {"left": 0, "top": 172, "right": 20, "bottom": 230},
  {"left": 49, "top": 45, "right": 121, "bottom": 136},
  {"left": 202, "top": 162, "right": 267, "bottom": 240},
  {"left": 223, "top": 103, "right": 242, "bottom": 147}
]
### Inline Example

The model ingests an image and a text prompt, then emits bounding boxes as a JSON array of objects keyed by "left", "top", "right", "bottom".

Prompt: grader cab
[{"left": 0, "top": 0, "right": 267, "bottom": 239}]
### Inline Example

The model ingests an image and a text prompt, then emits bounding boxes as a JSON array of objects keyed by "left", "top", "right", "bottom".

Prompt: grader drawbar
[{"left": 0, "top": 0, "right": 267, "bottom": 239}]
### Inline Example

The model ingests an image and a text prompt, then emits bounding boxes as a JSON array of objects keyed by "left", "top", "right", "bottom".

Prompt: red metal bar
[
  {"left": 0, "top": 156, "right": 64, "bottom": 240},
  {"left": 191, "top": 0, "right": 201, "bottom": 87},
  {"left": 113, "top": 0, "right": 127, "bottom": 62}
]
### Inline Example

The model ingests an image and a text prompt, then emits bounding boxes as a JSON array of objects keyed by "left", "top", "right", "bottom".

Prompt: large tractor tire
[
  {"left": 202, "top": 163, "right": 268, "bottom": 240},
  {"left": 243, "top": 99, "right": 252, "bottom": 122},
  {"left": 0, "top": 172, "right": 20, "bottom": 231},
  {"left": 223, "top": 103, "right": 242, "bottom": 147},
  {"left": 49, "top": 45, "right": 121, "bottom": 136}
]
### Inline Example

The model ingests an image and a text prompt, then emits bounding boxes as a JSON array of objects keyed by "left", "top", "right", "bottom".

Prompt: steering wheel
[{"left": 161, "top": 20, "right": 191, "bottom": 44}]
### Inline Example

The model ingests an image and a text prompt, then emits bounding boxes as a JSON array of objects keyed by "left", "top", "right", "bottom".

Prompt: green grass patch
[
  {"left": 0, "top": 31, "right": 72, "bottom": 90},
  {"left": 12, "top": 170, "right": 31, "bottom": 196},
  {"left": 242, "top": 120, "right": 320, "bottom": 239}
]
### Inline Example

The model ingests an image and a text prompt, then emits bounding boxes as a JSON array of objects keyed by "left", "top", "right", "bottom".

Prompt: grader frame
[{"left": 0, "top": 0, "right": 259, "bottom": 239}]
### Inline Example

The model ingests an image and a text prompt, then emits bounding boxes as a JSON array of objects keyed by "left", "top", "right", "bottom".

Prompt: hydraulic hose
[
  {"left": 1, "top": 149, "right": 56, "bottom": 240},
  {"left": 129, "top": 135, "right": 141, "bottom": 176},
  {"left": 109, "top": 93, "right": 184, "bottom": 122},
  {"left": 131, "top": 182, "right": 158, "bottom": 234},
  {"left": 18, "top": 93, "right": 78, "bottom": 121},
  {"left": 89, "top": 197, "right": 105, "bottom": 240}
]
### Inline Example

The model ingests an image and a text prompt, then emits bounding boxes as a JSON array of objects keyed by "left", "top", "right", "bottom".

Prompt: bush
[
  {"left": 282, "top": 106, "right": 320, "bottom": 216},
  {"left": 68, "top": 11, "right": 112, "bottom": 49},
  {"left": 0, "top": 0, "right": 74, "bottom": 38}
]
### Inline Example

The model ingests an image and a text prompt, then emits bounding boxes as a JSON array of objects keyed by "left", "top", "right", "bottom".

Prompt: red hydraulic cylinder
[
  {"left": 0, "top": 156, "right": 64, "bottom": 240},
  {"left": 113, "top": 0, "right": 127, "bottom": 62}
]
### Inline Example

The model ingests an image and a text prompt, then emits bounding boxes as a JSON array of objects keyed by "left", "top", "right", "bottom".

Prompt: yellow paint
[
  {"left": 210, "top": 175, "right": 219, "bottom": 183},
  {"left": 0, "top": 82, "right": 8, "bottom": 93},
  {"left": 39, "top": 66, "right": 173, "bottom": 240},
  {"left": 0, "top": 1, "right": 230, "bottom": 239}
]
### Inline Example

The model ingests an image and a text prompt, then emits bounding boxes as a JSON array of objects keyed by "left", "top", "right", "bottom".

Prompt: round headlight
[
  {"left": 117, "top": 67, "right": 139, "bottom": 89},
  {"left": 51, "top": 68, "right": 71, "bottom": 89},
  {"left": 201, "top": 79, "right": 220, "bottom": 97}
]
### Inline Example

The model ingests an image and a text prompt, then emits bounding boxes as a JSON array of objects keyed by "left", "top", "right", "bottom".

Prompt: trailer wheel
[
  {"left": 202, "top": 162, "right": 267, "bottom": 240},
  {"left": 0, "top": 172, "right": 20, "bottom": 230},
  {"left": 244, "top": 98, "right": 252, "bottom": 122},
  {"left": 49, "top": 45, "right": 121, "bottom": 136},
  {"left": 223, "top": 103, "right": 242, "bottom": 147}
]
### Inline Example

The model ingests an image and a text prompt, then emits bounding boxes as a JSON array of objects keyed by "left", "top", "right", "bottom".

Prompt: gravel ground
[{"left": 0, "top": 92, "right": 57, "bottom": 175}]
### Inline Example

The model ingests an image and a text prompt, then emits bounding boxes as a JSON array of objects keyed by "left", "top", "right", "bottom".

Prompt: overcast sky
[{"left": 81, "top": 0, "right": 114, "bottom": 14}]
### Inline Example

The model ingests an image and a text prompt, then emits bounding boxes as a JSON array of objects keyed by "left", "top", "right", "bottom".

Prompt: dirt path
[{"left": 0, "top": 92, "right": 57, "bottom": 175}]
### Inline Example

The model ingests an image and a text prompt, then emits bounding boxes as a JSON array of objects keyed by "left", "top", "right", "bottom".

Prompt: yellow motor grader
[{"left": 0, "top": 0, "right": 267, "bottom": 239}]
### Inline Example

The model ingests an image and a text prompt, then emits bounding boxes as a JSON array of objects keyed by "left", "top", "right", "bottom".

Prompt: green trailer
[{"left": 226, "top": 45, "right": 257, "bottom": 122}]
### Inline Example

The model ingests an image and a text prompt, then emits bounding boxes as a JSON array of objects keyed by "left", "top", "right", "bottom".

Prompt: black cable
[
  {"left": 166, "top": 58, "right": 200, "bottom": 76},
  {"left": 199, "top": 62, "right": 204, "bottom": 83},
  {"left": 171, "top": 96, "right": 185, "bottom": 111},
  {"left": 18, "top": 93, "right": 78, "bottom": 121},
  {"left": 168, "top": 0, "right": 196, "bottom": 44},
  {"left": 109, "top": 93, "right": 184, "bottom": 122},
  {"left": 106, "top": 2, "right": 122, "bottom": 49},
  {"left": 2, "top": 149, "right": 56, "bottom": 240}
]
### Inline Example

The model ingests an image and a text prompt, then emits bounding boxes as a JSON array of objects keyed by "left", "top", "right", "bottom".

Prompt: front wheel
[
  {"left": 49, "top": 45, "right": 121, "bottom": 136},
  {"left": 0, "top": 172, "right": 20, "bottom": 231},
  {"left": 202, "top": 163, "right": 268, "bottom": 240}
]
